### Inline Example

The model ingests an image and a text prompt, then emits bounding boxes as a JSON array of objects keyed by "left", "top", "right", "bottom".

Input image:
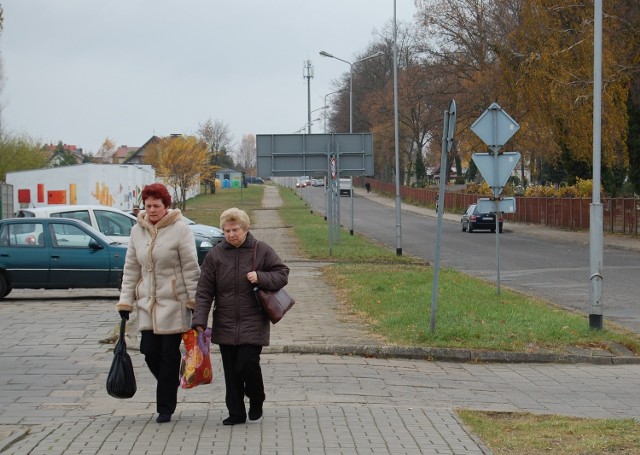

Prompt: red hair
[{"left": 141, "top": 183, "right": 172, "bottom": 208}]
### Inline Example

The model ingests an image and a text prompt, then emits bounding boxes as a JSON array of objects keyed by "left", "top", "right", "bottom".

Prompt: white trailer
[{"left": 6, "top": 164, "right": 155, "bottom": 212}]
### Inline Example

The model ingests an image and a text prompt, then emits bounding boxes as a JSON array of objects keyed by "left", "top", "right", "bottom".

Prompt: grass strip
[{"left": 459, "top": 410, "right": 640, "bottom": 455}]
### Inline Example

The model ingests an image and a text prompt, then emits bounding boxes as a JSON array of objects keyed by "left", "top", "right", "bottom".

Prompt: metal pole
[
  {"left": 431, "top": 108, "right": 450, "bottom": 332},
  {"left": 304, "top": 60, "right": 313, "bottom": 134},
  {"left": 589, "top": 0, "right": 604, "bottom": 329},
  {"left": 393, "top": 0, "right": 402, "bottom": 256},
  {"left": 349, "top": 65, "right": 353, "bottom": 133},
  {"left": 349, "top": 176, "right": 354, "bottom": 235},
  {"left": 491, "top": 107, "right": 501, "bottom": 295}
]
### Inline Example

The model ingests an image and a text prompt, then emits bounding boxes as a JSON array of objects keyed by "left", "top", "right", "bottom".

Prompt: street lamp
[
  {"left": 309, "top": 106, "right": 327, "bottom": 134},
  {"left": 319, "top": 50, "right": 384, "bottom": 133},
  {"left": 323, "top": 89, "right": 347, "bottom": 133}
]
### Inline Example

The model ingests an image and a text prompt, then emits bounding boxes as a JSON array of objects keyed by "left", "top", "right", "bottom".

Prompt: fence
[{"left": 355, "top": 177, "right": 639, "bottom": 236}]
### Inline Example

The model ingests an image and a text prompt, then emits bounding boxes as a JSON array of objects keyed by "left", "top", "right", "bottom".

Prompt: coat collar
[
  {"left": 221, "top": 231, "right": 255, "bottom": 250},
  {"left": 139, "top": 208, "right": 182, "bottom": 230}
]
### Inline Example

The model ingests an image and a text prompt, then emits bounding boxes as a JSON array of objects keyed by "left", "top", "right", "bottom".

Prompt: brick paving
[{"left": 1, "top": 185, "right": 639, "bottom": 455}]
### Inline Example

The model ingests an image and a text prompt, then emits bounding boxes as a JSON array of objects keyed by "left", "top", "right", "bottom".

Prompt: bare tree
[
  {"left": 236, "top": 134, "right": 256, "bottom": 173},
  {"left": 197, "top": 118, "right": 233, "bottom": 193}
]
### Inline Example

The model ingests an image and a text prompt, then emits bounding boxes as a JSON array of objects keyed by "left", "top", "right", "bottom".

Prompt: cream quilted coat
[{"left": 116, "top": 209, "right": 200, "bottom": 334}]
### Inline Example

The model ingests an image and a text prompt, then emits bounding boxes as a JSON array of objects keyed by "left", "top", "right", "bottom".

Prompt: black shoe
[
  {"left": 156, "top": 413, "right": 171, "bottom": 423},
  {"left": 223, "top": 416, "right": 246, "bottom": 426},
  {"left": 249, "top": 402, "right": 263, "bottom": 421}
]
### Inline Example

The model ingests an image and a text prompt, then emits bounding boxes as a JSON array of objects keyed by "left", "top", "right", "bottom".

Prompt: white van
[{"left": 338, "top": 178, "right": 352, "bottom": 196}]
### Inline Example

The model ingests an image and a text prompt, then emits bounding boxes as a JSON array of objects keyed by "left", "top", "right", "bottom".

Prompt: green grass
[
  {"left": 182, "top": 185, "right": 264, "bottom": 227},
  {"left": 459, "top": 411, "right": 640, "bottom": 454},
  {"left": 323, "top": 263, "right": 640, "bottom": 353}
]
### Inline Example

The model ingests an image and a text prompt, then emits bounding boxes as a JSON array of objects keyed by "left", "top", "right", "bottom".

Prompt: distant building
[
  {"left": 112, "top": 145, "right": 139, "bottom": 164},
  {"left": 43, "top": 143, "right": 84, "bottom": 167},
  {"left": 122, "top": 136, "right": 160, "bottom": 165}
]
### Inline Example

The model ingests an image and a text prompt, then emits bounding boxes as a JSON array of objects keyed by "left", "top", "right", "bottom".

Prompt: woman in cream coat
[{"left": 116, "top": 183, "right": 200, "bottom": 423}]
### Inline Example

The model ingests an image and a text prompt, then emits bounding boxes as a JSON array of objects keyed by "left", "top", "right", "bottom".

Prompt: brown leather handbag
[{"left": 252, "top": 241, "right": 295, "bottom": 324}]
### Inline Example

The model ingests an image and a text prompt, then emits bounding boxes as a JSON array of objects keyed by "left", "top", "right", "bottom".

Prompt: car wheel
[
  {"left": 0, "top": 274, "right": 9, "bottom": 299},
  {"left": 461, "top": 222, "right": 466, "bottom": 232},
  {"left": 468, "top": 223, "right": 474, "bottom": 233}
]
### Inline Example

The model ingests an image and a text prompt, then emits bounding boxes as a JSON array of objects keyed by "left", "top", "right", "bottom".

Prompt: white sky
[{"left": 2, "top": 1, "right": 417, "bottom": 154}]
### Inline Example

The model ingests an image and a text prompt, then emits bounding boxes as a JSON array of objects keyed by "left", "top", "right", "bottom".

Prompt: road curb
[{"left": 263, "top": 344, "right": 640, "bottom": 365}]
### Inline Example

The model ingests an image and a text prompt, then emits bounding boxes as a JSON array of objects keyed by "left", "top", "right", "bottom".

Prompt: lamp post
[
  {"left": 309, "top": 106, "right": 327, "bottom": 134},
  {"left": 323, "top": 89, "right": 346, "bottom": 133},
  {"left": 393, "top": 0, "right": 402, "bottom": 256},
  {"left": 319, "top": 50, "right": 384, "bottom": 133}
]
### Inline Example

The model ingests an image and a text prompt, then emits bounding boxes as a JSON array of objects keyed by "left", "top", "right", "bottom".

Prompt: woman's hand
[{"left": 247, "top": 271, "right": 258, "bottom": 284}]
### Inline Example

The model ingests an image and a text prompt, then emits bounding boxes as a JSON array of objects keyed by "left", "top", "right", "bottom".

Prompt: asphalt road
[{"left": 297, "top": 186, "right": 640, "bottom": 334}]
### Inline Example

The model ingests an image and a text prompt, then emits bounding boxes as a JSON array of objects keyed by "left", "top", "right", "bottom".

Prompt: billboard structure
[
  {"left": 256, "top": 133, "right": 373, "bottom": 178},
  {"left": 256, "top": 133, "right": 374, "bottom": 253}
]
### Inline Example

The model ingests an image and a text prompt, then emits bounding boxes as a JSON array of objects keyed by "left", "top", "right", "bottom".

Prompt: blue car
[{"left": 0, "top": 218, "right": 127, "bottom": 299}]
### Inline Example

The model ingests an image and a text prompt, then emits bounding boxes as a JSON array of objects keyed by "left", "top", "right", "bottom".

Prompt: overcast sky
[{"left": 2, "top": 1, "right": 417, "bottom": 155}]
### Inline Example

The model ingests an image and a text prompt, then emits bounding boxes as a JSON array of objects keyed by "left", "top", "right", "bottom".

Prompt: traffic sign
[
  {"left": 470, "top": 103, "right": 519, "bottom": 150},
  {"left": 477, "top": 197, "right": 517, "bottom": 214},
  {"left": 472, "top": 152, "right": 521, "bottom": 192},
  {"left": 446, "top": 100, "right": 456, "bottom": 152}
]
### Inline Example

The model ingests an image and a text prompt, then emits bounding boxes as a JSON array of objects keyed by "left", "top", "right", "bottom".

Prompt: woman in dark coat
[{"left": 192, "top": 207, "right": 289, "bottom": 425}]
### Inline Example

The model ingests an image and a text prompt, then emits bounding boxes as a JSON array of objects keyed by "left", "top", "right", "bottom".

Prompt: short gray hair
[{"left": 220, "top": 207, "right": 250, "bottom": 230}]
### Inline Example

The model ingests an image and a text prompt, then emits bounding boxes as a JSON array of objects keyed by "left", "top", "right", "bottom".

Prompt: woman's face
[
  {"left": 144, "top": 196, "right": 168, "bottom": 225},
  {"left": 222, "top": 222, "right": 248, "bottom": 247}
]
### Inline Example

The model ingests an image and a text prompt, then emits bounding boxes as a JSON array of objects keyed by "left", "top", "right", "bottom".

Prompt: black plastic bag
[{"left": 106, "top": 317, "right": 137, "bottom": 399}]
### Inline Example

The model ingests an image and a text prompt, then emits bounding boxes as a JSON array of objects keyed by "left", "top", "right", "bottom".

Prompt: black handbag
[
  {"left": 106, "top": 317, "right": 137, "bottom": 399},
  {"left": 252, "top": 241, "right": 295, "bottom": 324}
]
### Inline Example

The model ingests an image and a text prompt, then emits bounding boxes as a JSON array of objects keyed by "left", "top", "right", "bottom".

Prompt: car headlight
[{"left": 200, "top": 240, "right": 213, "bottom": 248}]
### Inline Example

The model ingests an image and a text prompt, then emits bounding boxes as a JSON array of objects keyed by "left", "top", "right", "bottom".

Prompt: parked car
[
  {"left": 245, "top": 176, "right": 264, "bottom": 184},
  {"left": 180, "top": 215, "right": 225, "bottom": 263},
  {"left": 461, "top": 203, "right": 503, "bottom": 233},
  {"left": 16, "top": 205, "right": 223, "bottom": 264},
  {"left": 0, "top": 217, "right": 128, "bottom": 299}
]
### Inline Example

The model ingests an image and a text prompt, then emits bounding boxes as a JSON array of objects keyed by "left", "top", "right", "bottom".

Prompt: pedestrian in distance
[
  {"left": 192, "top": 207, "right": 290, "bottom": 426},
  {"left": 115, "top": 183, "right": 200, "bottom": 424},
  {"left": 365, "top": 181, "right": 371, "bottom": 193}
]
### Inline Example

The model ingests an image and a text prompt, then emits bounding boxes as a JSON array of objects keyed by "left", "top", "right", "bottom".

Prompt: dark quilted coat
[{"left": 192, "top": 232, "right": 289, "bottom": 346}]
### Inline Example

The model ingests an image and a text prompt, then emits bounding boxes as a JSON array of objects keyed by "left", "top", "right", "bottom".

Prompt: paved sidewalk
[{"left": 1, "top": 186, "right": 639, "bottom": 455}]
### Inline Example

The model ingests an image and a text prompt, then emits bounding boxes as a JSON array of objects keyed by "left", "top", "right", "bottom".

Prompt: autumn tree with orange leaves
[{"left": 143, "top": 135, "right": 210, "bottom": 211}]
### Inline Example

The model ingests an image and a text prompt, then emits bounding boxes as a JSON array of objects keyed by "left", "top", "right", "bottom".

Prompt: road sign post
[
  {"left": 431, "top": 100, "right": 456, "bottom": 333},
  {"left": 470, "top": 103, "right": 520, "bottom": 294}
]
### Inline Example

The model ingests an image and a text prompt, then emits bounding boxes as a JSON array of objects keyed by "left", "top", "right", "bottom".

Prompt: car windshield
[{"left": 181, "top": 216, "right": 196, "bottom": 225}]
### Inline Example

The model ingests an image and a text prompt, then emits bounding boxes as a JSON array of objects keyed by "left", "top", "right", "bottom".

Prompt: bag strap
[
  {"left": 251, "top": 241, "right": 263, "bottom": 307},
  {"left": 119, "top": 317, "right": 127, "bottom": 342},
  {"left": 252, "top": 240, "right": 260, "bottom": 271}
]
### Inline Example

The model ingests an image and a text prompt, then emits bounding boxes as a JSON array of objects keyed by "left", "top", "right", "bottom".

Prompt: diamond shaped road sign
[
  {"left": 470, "top": 102, "right": 520, "bottom": 150},
  {"left": 472, "top": 152, "right": 521, "bottom": 191}
]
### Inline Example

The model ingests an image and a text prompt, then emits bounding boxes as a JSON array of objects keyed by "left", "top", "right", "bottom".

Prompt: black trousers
[
  {"left": 140, "top": 331, "right": 182, "bottom": 415},
  {"left": 219, "top": 344, "right": 265, "bottom": 419}
]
